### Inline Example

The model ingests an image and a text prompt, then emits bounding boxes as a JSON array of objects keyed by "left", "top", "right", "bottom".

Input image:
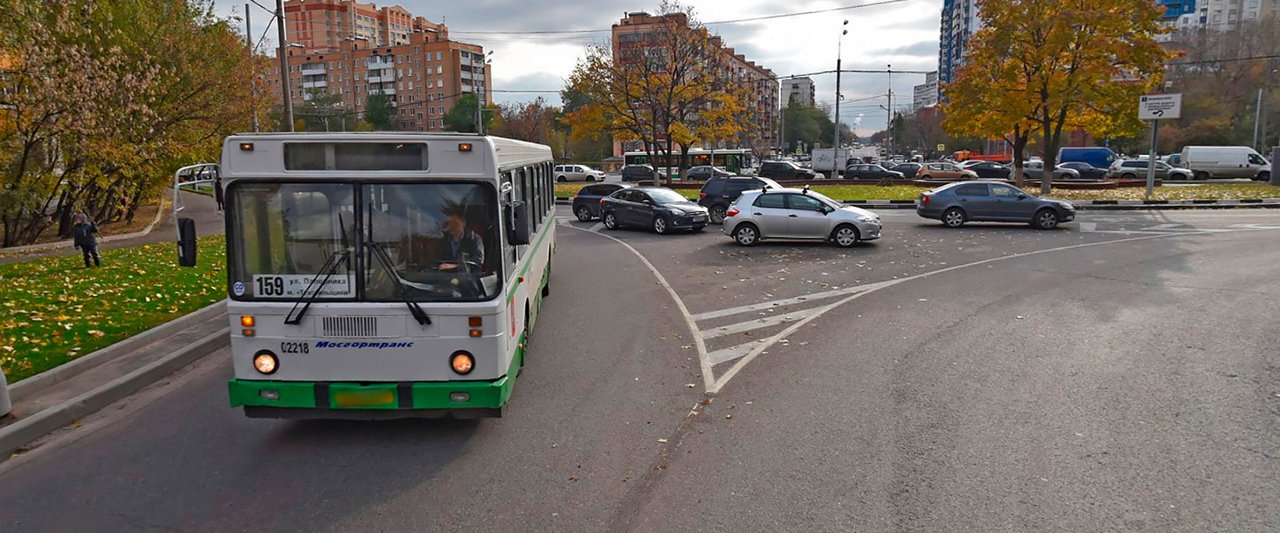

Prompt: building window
[{"left": 436, "top": 51, "right": 442, "bottom": 60}]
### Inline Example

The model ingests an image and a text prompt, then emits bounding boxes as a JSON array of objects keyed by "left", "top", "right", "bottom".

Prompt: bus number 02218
[
  {"left": 281, "top": 342, "right": 309, "bottom": 354},
  {"left": 256, "top": 276, "right": 285, "bottom": 296}
]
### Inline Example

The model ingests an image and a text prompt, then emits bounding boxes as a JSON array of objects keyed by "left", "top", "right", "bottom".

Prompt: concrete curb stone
[{"left": 0, "top": 327, "right": 228, "bottom": 459}]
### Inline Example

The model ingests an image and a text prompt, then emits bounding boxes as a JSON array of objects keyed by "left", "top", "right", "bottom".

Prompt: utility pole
[
  {"left": 276, "top": 0, "right": 294, "bottom": 132},
  {"left": 246, "top": 4, "right": 259, "bottom": 132},
  {"left": 834, "top": 20, "right": 848, "bottom": 152},
  {"left": 887, "top": 64, "right": 894, "bottom": 157},
  {"left": 1253, "top": 87, "right": 1263, "bottom": 152}
]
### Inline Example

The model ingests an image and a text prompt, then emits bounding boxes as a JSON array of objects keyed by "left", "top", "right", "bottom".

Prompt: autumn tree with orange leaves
[
  {"left": 563, "top": 2, "right": 752, "bottom": 183},
  {"left": 942, "top": 0, "right": 1172, "bottom": 192}
]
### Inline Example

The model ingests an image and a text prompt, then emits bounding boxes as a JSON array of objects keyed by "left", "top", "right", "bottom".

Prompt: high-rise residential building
[
  {"left": 610, "top": 12, "right": 778, "bottom": 154},
  {"left": 265, "top": 16, "right": 491, "bottom": 132},
  {"left": 913, "top": 71, "right": 938, "bottom": 111},
  {"left": 786, "top": 77, "right": 815, "bottom": 107},
  {"left": 938, "top": 0, "right": 981, "bottom": 89},
  {"left": 283, "top": 0, "right": 445, "bottom": 50},
  {"left": 1160, "top": 0, "right": 1278, "bottom": 35}
]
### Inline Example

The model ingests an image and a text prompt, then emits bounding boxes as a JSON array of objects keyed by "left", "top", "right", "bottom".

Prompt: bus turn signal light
[
  {"left": 468, "top": 316, "right": 482, "bottom": 327},
  {"left": 450, "top": 351, "right": 474, "bottom": 375},
  {"left": 240, "top": 315, "right": 255, "bottom": 327},
  {"left": 469, "top": 329, "right": 482, "bottom": 338},
  {"left": 458, "top": 143, "right": 472, "bottom": 152},
  {"left": 239, "top": 142, "right": 254, "bottom": 151}
]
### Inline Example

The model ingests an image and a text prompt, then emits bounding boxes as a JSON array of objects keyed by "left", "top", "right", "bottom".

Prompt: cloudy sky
[{"left": 214, "top": 0, "right": 942, "bottom": 136}]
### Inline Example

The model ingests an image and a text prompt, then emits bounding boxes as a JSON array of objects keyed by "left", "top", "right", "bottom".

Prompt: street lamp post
[
  {"left": 887, "top": 64, "right": 893, "bottom": 156},
  {"left": 834, "top": 20, "right": 848, "bottom": 152},
  {"left": 472, "top": 51, "right": 493, "bottom": 135}
]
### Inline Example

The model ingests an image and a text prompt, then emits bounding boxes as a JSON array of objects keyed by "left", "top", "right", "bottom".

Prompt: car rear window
[
  {"left": 724, "top": 180, "right": 756, "bottom": 195},
  {"left": 955, "top": 184, "right": 989, "bottom": 196},
  {"left": 702, "top": 179, "right": 725, "bottom": 195}
]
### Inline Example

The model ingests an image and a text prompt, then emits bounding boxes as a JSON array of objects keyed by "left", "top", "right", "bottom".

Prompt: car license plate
[
  {"left": 332, "top": 389, "right": 395, "bottom": 408},
  {"left": 693, "top": 215, "right": 706, "bottom": 222}
]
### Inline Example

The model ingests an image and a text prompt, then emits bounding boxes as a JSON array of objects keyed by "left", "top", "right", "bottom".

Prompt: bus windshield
[{"left": 229, "top": 182, "right": 500, "bottom": 302}]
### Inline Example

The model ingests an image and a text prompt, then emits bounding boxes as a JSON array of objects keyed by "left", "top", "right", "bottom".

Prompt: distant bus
[
  {"left": 195, "top": 133, "right": 556, "bottom": 419},
  {"left": 623, "top": 149, "right": 751, "bottom": 176}
]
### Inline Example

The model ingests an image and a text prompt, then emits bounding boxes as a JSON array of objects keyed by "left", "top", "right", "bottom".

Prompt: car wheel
[
  {"left": 1034, "top": 208, "right": 1059, "bottom": 230},
  {"left": 942, "top": 207, "right": 966, "bottom": 228},
  {"left": 603, "top": 212, "right": 619, "bottom": 230},
  {"left": 1256, "top": 171, "right": 1270, "bottom": 182},
  {"left": 587, "top": 176, "right": 597, "bottom": 182},
  {"left": 831, "top": 224, "right": 860, "bottom": 248},
  {"left": 921, "top": 174, "right": 933, "bottom": 180},
  {"left": 709, "top": 205, "right": 727, "bottom": 224},
  {"left": 574, "top": 205, "right": 593, "bottom": 222},
  {"left": 1194, "top": 171, "right": 1210, "bottom": 180},
  {"left": 653, "top": 216, "right": 669, "bottom": 235},
  {"left": 1121, "top": 173, "right": 1135, "bottom": 179},
  {"left": 557, "top": 175, "right": 567, "bottom": 183},
  {"left": 733, "top": 224, "right": 759, "bottom": 246}
]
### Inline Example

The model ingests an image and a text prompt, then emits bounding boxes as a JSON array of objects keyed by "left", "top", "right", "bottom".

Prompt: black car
[
  {"left": 843, "top": 163, "right": 906, "bottom": 180},
  {"left": 967, "top": 161, "right": 1012, "bottom": 180},
  {"left": 572, "top": 183, "right": 631, "bottom": 221},
  {"left": 756, "top": 161, "right": 817, "bottom": 180},
  {"left": 887, "top": 163, "right": 923, "bottom": 177},
  {"left": 697, "top": 176, "right": 782, "bottom": 224},
  {"left": 1058, "top": 161, "right": 1107, "bottom": 180},
  {"left": 621, "top": 164, "right": 667, "bottom": 182},
  {"left": 685, "top": 165, "right": 734, "bottom": 181},
  {"left": 600, "top": 187, "right": 709, "bottom": 234}
]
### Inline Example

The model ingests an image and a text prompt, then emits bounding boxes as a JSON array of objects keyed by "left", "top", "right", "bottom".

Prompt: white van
[
  {"left": 1179, "top": 146, "right": 1271, "bottom": 181},
  {"left": 553, "top": 164, "right": 607, "bottom": 182}
]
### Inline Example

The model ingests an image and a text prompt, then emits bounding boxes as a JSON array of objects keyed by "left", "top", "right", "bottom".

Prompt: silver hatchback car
[{"left": 722, "top": 188, "right": 881, "bottom": 247}]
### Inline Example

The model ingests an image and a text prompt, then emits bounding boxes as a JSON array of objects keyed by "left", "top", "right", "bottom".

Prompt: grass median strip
[
  {"left": 555, "top": 182, "right": 1277, "bottom": 202},
  {"left": 1, "top": 235, "right": 227, "bottom": 383}
]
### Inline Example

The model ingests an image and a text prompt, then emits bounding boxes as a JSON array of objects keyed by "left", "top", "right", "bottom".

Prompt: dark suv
[
  {"left": 621, "top": 164, "right": 667, "bottom": 182},
  {"left": 572, "top": 182, "right": 631, "bottom": 221},
  {"left": 756, "top": 161, "right": 818, "bottom": 180},
  {"left": 698, "top": 176, "right": 782, "bottom": 224}
]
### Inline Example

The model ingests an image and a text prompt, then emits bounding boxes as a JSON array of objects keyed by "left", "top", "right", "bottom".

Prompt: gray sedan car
[
  {"left": 722, "top": 188, "right": 881, "bottom": 247},
  {"left": 916, "top": 181, "right": 1075, "bottom": 229}
]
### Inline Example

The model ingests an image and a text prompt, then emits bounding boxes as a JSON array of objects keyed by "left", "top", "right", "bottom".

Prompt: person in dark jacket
[
  {"left": 214, "top": 175, "right": 224, "bottom": 212},
  {"left": 437, "top": 205, "right": 483, "bottom": 272},
  {"left": 72, "top": 214, "right": 101, "bottom": 267}
]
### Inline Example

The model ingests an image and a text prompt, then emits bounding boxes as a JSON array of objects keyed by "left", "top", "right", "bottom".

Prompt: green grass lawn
[
  {"left": 554, "top": 182, "right": 1278, "bottom": 202},
  {"left": 1, "top": 235, "right": 227, "bottom": 383}
]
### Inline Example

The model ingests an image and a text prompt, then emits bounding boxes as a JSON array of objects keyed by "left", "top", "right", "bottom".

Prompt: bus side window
[
  {"left": 501, "top": 171, "right": 516, "bottom": 272},
  {"left": 545, "top": 162, "right": 553, "bottom": 218},
  {"left": 533, "top": 164, "right": 543, "bottom": 228}
]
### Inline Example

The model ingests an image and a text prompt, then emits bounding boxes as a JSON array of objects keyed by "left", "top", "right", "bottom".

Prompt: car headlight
[{"left": 856, "top": 215, "right": 878, "bottom": 223}]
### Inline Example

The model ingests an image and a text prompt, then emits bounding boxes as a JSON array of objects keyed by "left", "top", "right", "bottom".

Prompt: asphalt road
[{"left": 2, "top": 208, "right": 1278, "bottom": 531}]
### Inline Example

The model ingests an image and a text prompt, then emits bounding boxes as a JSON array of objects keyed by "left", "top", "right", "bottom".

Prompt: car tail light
[
  {"left": 726, "top": 207, "right": 740, "bottom": 217},
  {"left": 600, "top": 198, "right": 607, "bottom": 208},
  {"left": 916, "top": 168, "right": 925, "bottom": 176},
  {"left": 921, "top": 194, "right": 931, "bottom": 205},
  {"left": 699, "top": 191, "right": 706, "bottom": 201}
]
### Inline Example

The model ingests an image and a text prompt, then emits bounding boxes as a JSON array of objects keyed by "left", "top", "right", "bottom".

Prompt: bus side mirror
[
  {"left": 509, "top": 202, "right": 531, "bottom": 245},
  {"left": 177, "top": 217, "right": 197, "bottom": 267}
]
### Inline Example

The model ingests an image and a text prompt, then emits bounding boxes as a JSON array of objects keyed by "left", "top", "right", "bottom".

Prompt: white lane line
[
  {"left": 558, "top": 218, "right": 569, "bottom": 226},
  {"left": 562, "top": 225, "right": 715, "bottom": 391},
  {"left": 700, "top": 306, "right": 823, "bottom": 341},
  {"left": 1086, "top": 229, "right": 1182, "bottom": 235},
  {"left": 1142, "top": 223, "right": 1186, "bottom": 231},
  {"left": 1078, "top": 222, "right": 1098, "bottom": 233},
  {"left": 710, "top": 227, "right": 1280, "bottom": 394},
  {"left": 589, "top": 222, "right": 604, "bottom": 233},
  {"left": 692, "top": 279, "right": 896, "bottom": 322},
  {"left": 706, "top": 340, "right": 767, "bottom": 366}
]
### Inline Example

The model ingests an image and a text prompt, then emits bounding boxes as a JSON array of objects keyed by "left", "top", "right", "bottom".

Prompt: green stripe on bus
[{"left": 227, "top": 334, "right": 526, "bottom": 411}]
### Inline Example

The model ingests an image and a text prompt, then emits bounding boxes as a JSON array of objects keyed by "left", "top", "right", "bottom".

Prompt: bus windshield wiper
[
  {"left": 367, "top": 242, "right": 431, "bottom": 326},
  {"left": 284, "top": 250, "right": 350, "bottom": 325}
]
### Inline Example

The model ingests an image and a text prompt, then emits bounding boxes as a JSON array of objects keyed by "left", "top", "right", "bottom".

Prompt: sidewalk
[
  {"left": 0, "top": 301, "right": 228, "bottom": 459},
  {"left": 0, "top": 189, "right": 223, "bottom": 265}
]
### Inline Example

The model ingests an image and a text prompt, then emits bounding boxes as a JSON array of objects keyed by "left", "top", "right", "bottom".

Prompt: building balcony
[
  {"left": 367, "top": 58, "right": 394, "bottom": 69},
  {"left": 300, "top": 65, "right": 326, "bottom": 76},
  {"left": 301, "top": 80, "right": 327, "bottom": 89}
]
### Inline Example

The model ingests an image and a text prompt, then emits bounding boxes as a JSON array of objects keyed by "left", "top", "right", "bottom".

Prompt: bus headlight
[
  {"left": 253, "top": 350, "right": 279, "bottom": 375},
  {"left": 450, "top": 351, "right": 474, "bottom": 375}
]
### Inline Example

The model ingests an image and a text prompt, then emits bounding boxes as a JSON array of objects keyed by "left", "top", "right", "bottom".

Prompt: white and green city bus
[{"left": 181, "top": 133, "right": 556, "bottom": 418}]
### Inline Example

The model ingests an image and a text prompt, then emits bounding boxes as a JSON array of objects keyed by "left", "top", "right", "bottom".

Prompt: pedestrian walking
[
  {"left": 72, "top": 213, "right": 101, "bottom": 268},
  {"left": 214, "top": 175, "right": 224, "bottom": 212}
]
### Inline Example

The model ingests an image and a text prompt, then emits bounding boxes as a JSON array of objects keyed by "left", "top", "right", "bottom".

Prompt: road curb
[
  {"left": 0, "top": 196, "right": 169, "bottom": 256},
  {"left": 9, "top": 299, "right": 227, "bottom": 402},
  {"left": 0, "top": 327, "right": 228, "bottom": 459}
]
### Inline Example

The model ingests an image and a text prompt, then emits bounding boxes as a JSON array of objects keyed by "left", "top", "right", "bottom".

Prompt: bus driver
[{"left": 438, "top": 203, "right": 483, "bottom": 272}]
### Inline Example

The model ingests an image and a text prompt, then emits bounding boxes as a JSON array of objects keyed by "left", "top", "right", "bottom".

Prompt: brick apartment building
[
  {"left": 610, "top": 12, "right": 778, "bottom": 155},
  {"left": 264, "top": 0, "right": 490, "bottom": 131}
]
